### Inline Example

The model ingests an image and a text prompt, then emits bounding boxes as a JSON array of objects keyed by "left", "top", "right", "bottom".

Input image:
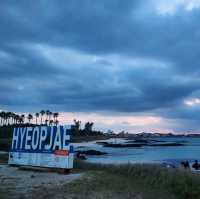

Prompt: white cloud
[
  {"left": 184, "top": 98, "right": 200, "bottom": 106},
  {"left": 152, "top": 0, "right": 200, "bottom": 15}
]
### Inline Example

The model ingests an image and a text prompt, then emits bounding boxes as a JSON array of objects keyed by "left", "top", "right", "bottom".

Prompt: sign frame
[{"left": 8, "top": 125, "right": 74, "bottom": 169}]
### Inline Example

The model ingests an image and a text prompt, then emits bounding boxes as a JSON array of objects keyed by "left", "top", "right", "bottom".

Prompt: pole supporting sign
[{"left": 8, "top": 125, "right": 74, "bottom": 169}]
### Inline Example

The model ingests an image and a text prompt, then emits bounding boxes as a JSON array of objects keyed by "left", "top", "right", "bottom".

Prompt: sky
[{"left": 1, "top": 0, "right": 200, "bottom": 134}]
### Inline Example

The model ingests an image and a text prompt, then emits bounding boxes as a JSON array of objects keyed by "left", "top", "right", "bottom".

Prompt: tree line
[
  {"left": 0, "top": 111, "right": 103, "bottom": 136},
  {"left": 0, "top": 110, "right": 59, "bottom": 126},
  {"left": 70, "top": 119, "right": 103, "bottom": 136}
]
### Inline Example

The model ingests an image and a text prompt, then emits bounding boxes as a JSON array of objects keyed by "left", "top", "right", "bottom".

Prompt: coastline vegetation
[
  {"left": 26, "top": 160, "right": 200, "bottom": 199},
  {"left": 70, "top": 160, "right": 200, "bottom": 199}
]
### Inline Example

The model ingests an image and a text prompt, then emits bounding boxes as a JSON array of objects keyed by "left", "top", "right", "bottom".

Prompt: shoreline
[
  {"left": 1, "top": 159, "right": 200, "bottom": 199},
  {"left": 1, "top": 150, "right": 199, "bottom": 173}
]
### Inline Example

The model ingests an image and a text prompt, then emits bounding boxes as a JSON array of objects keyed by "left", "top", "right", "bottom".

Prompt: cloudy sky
[{"left": 1, "top": 0, "right": 200, "bottom": 133}]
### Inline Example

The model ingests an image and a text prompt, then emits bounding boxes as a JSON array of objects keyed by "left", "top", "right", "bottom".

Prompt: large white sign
[{"left": 8, "top": 126, "right": 74, "bottom": 169}]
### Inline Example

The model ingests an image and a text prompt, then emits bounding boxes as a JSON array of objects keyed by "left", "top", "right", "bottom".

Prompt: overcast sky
[{"left": 1, "top": 0, "right": 200, "bottom": 133}]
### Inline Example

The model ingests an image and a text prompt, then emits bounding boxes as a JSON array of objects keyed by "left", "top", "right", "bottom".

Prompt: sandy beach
[{"left": 0, "top": 164, "right": 83, "bottom": 199}]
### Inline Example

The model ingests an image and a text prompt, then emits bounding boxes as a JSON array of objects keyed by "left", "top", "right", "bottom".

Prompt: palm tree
[
  {"left": 49, "top": 120, "right": 54, "bottom": 126},
  {"left": 48, "top": 111, "right": 52, "bottom": 125},
  {"left": 53, "top": 112, "right": 59, "bottom": 123},
  {"left": 49, "top": 111, "right": 52, "bottom": 120},
  {"left": 35, "top": 113, "right": 39, "bottom": 125},
  {"left": 55, "top": 120, "right": 59, "bottom": 126},
  {"left": 13, "top": 113, "right": 17, "bottom": 125},
  {"left": 19, "top": 116, "right": 24, "bottom": 124},
  {"left": 45, "top": 110, "right": 50, "bottom": 122},
  {"left": 14, "top": 114, "right": 19, "bottom": 124},
  {"left": 40, "top": 110, "right": 45, "bottom": 125},
  {"left": 15, "top": 115, "right": 20, "bottom": 124},
  {"left": 45, "top": 119, "right": 48, "bottom": 125},
  {"left": 15, "top": 114, "right": 20, "bottom": 124},
  {"left": 5, "top": 112, "right": 10, "bottom": 125},
  {"left": 10, "top": 112, "right": 15, "bottom": 125},
  {"left": 1, "top": 111, "right": 6, "bottom": 126},
  {"left": 0, "top": 112, "right": 3, "bottom": 126},
  {"left": 3, "top": 112, "right": 7, "bottom": 126},
  {"left": 12, "top": 113, "right": 16, "bottom": 124},
  {"left": 7, "top": 112, "right": 12, "bottom": 125},
  {"left": 21, "top": 114, "right": 25, "bottom": 124},
  {"left": 27, "top": 114, "right": 33, "bottom": 124}
]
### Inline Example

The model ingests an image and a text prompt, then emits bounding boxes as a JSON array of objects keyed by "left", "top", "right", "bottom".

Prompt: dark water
[{"left": 73, "top": 137, "right": 200, "bottom": 165}]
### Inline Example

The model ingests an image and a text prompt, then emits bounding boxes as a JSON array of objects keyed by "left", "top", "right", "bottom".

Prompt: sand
[{"left": 0, "top": 164, "right": 83, "bottom": 198}]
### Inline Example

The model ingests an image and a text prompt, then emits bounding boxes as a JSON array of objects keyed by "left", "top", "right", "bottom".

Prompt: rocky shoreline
[{"left": 96, "top": 139, "right": 186, "bottom": 148}]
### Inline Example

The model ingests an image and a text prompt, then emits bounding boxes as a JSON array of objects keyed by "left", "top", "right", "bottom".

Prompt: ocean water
[{"left": 73, "top": 137, "right": 200, "bottom": 165}]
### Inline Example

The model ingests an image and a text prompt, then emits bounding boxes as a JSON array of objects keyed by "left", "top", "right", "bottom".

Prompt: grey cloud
[{"left": 1, "top": 0, "right": 200, "bottom": 132}]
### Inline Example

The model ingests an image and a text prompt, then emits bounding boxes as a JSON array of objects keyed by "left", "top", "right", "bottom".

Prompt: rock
[
  {"left": 104, "top": 143, "right": 143, "bottom": 148},
  {"left": 148, "top": 143, "right": 185, "bottom": 147},
  {"left": 76, "top": 150, "right": 107, "bottom": 155},
  {"left": 126, "top": 139, "right": 149, "bottom": 144},
  {"left": 96, "top": 141, "right": 109, "bottom": 145}
]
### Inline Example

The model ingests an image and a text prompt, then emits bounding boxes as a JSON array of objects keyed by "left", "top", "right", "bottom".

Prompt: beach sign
[{"left": 8, "top": 126, "right": 74, "bottom": 169}]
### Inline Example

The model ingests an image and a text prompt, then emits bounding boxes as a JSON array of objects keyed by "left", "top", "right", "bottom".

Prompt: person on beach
[
  {"left": 76, "top": 151, "right": 86, "bottom": 160},
  {"left": 192, "top": 160, "right": 199, "bottom": 170},
  {"left": 181, "top": 161, "right": 190, "bottom": 169}
]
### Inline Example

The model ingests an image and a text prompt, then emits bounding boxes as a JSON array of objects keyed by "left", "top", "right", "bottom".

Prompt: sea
[{"left": 73, "top": 137, "right": 200, "bottom": 166}]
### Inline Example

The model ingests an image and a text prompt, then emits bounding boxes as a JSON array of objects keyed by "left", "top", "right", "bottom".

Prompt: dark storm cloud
[{"left": 1, "top": 0, "right": 200, "bottom": 131}]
